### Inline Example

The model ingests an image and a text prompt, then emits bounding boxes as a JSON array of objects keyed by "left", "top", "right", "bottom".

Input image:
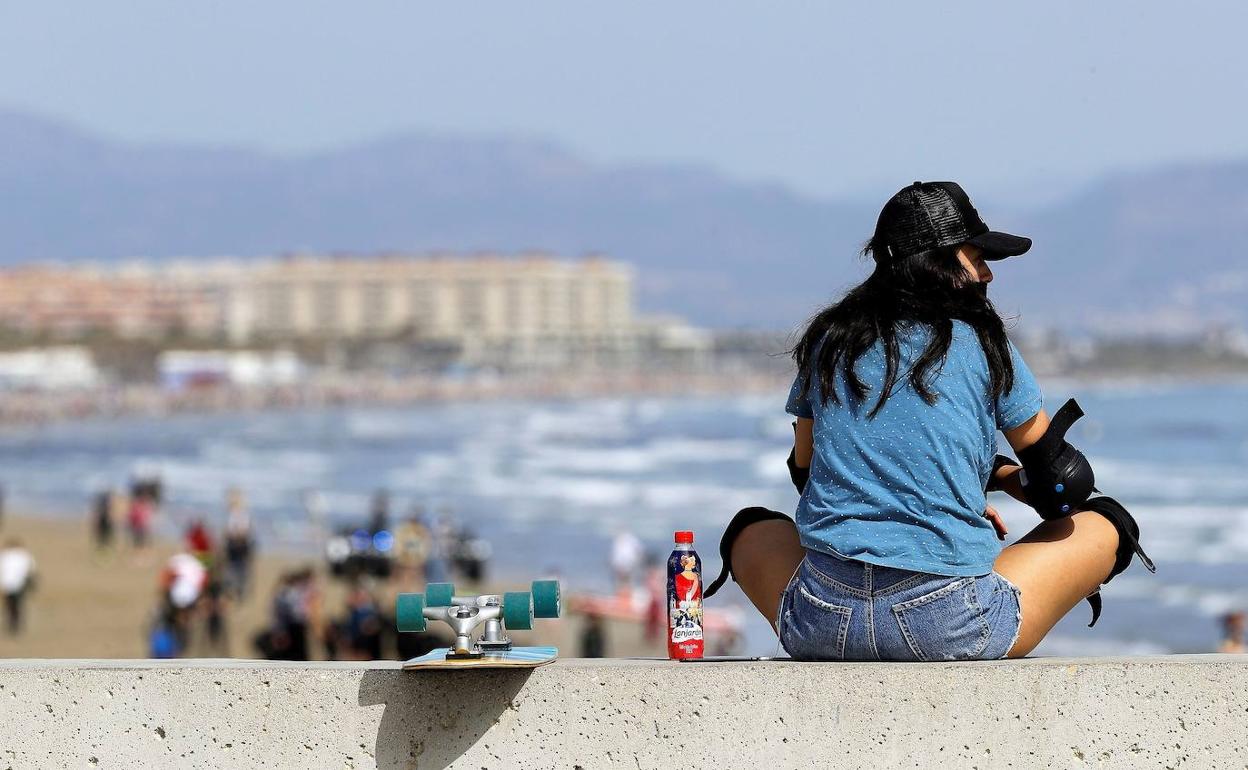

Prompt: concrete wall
[{"left": 0, "top": 656, "right": 1245, "bottom": 769}]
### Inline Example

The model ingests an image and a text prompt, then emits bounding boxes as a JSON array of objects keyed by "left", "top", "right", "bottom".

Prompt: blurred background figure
[
  {"left": 257, "top": 567, "right": 319, "bottom": 661},
  {"left": 302, "top": 489, "right": 328, "bottom": 548},
  {"left": 222, "top": 488, "right": 254, "bottom": 600},
  {"left": 610, "top": 529, "right": 643, "bottom": 595},
  {"left": 1219, "top": 611, "right": 1246, "bottom": 654},
  {"left": 327, "top": 579, "right": 384, "bottom": 661},
  {"left": 89, "top": 488, "right": 117, "bottom": 555},
  {"left": 392, "top": 507, "right": 431, "bottom": 579},
  {"left": 159, "top": 551, "right": 207, "bottom": 655},
  {"left": 453, "top": 526, "right": 491, "bottom": 586},
  {"left": 0, "top": 538, "right": 35, "bottom": 635},
  {"left": 200, "top": 563, "right": 230, "bottom": 657},
  {"left": 126, "top": 475, "right": 161, "bottom": 557},
  {"left": 579, "top": 610, "right": 607, "bottom": 658},
  {"left": 185, "top": 519, "right": 214, "bottom": 561},
  {"left": 643, "top": 552, "right": 665, "bottom": 644},
  {"left": 147, "top": 605, "right": 180, "bottom": 659},
  {"left": 368, "top": 489, "right": 390, "bottom": 536},
  {"left": 711, "top": 626, "right": 743, "bottom": 657},
  {"left": 423, "top": 507, "right": 455, "bottom": 584}
]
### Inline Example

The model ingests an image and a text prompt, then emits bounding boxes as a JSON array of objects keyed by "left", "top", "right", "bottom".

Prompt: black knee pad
[
  {"left": 1079, "top": 495, "right": 1156, "bottom": 626},
  {"left": 703, "top": 507, "right": 795, "bottom": 599}
]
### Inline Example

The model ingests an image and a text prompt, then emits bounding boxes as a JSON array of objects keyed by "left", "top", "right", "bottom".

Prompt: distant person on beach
[
  {"left": 713, "top": 181, "right": 1152, "bottom": 660},
  {"left": 610, "top": 530, "right": 644, "bottom": 593},
  {"left": 368, "top": 489, "right": 390, "bottom": 535},
  {"left": 185, "top": 519, "right": 214, "bottom": 560},
  {"left": 423, "top": 509, "right": 455, "bottom": 584},
  {"left": 453, "top": 527, "right": 491, "bottom": 585},
  {"left": 160, "top": 551, "right": 207, "bottom": 652},
  {"left": 200, "top": 564, "right": 230, "bottom": 656},
  {"left": 127, "top": 487, "right": 156, "bottom": 551},
  {"left": 222, "top": 488, "right": 255, "bottom": 599},
  {"left": 579, "top": 611, "right": 607, "bottom": 658},
  {"left": 259, "top": 567, "right": 319, "bottom": 661},
  {"left": 327, "top": 581, "right": 384, "bottom": 661},
  {"left": 0, "top": 538, "right": 35, "bottom": 635},
  {"left": 393, "top": 512, "right": 431, "bottom": 577},
  {"left": 642, "top": 552, "right": 665, "bottom": 643},
  {"left": 1219, "top": 611, "right": 1246, "bottom": 654},
  {"left": 90, "top": 489, "right": 117, "bottom": 552}
]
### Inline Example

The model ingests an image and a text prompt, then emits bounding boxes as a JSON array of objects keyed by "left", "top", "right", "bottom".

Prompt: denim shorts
[{"left": 778, "top": 549, "right": 1023, "bottom": 661}]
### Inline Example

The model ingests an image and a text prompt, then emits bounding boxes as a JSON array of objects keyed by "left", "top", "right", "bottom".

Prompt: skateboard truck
[
  {"left": 440, "top": 596, "right": 510, "bottom": 658},
  {"left": 396, "top": 580, "right": 561, "bottom": 661}
]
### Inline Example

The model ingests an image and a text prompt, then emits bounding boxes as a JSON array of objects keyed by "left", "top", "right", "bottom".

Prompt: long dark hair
[{"left": 791, "top": 238, "right": 1015, "bottom": 419}]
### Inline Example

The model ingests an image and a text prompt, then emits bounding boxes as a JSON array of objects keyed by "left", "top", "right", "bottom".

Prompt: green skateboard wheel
[
  {"left": 531, "top": 580, "right": 561, "bottom": 619},
  {"left": 502, "top": 591, "right": 533, "bottom": 631},
  {"left": 396, "top": 593, "right": 426, "bottom": 632},
  {"left": 425, "top": 582, "right": 455, "bottom": 607}
]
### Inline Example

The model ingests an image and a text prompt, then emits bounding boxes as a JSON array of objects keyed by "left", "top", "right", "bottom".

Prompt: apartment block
[{"left": 0, "top": 254, "right": 708, "bottom": 369}]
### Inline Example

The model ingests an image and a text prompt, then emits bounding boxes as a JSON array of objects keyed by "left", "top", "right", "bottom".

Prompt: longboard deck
[{"left": 402, "top": 646, "right": 558, "bottom": 671}]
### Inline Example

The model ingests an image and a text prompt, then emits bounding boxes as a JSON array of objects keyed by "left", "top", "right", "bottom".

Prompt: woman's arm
[
  {"left": 991, "top": 410, "right": 1051, "bottom": 503},
  {"left": 1003, "top": 409, "right": 1050, "bottom": 452},
  {"left": 793, "top": 418, "right": 814, "bottom": 469}
]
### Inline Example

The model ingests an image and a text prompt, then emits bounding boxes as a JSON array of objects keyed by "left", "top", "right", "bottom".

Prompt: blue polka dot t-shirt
[{"left": 786, "top": 320, "right": 1044, "bottom": 577}]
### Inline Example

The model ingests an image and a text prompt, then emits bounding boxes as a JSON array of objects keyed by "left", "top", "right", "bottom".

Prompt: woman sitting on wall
[{"left": 706, "top": 181, "right": 1152, "bottom": 660}]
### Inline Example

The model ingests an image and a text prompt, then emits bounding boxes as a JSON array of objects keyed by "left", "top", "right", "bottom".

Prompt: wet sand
[{"left": 0, "top": 513, "right": 665, "bottom": 660}]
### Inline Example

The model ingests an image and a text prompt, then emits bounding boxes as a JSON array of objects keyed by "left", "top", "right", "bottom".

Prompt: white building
[
  {"left": 157, "top": 350, "right": 304, "bottom": 391},
  {"left": 0, "top": 347, "right": 101, "bottom": 390}
]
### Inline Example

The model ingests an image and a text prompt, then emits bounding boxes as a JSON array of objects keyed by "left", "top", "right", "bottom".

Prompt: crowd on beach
[
  {"left": 250, "top": 490, "right": 494, "bottom": 663},
  {"left": 0, "top": 472, "right": 700, "bottom": 660},
  {"left": 5, "top": 476, "right": 1243, "bottom": 657},
  {"left": 126, "top": 482, "right": 501, "bottom": 662}
]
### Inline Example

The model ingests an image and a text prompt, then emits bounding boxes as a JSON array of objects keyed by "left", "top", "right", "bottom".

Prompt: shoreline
[
  {"left": 0, "top": 370, "right": 790, "bottom": 428},
  {"left": 4, "top": 367, "right": 1248, "bottom": 430}
]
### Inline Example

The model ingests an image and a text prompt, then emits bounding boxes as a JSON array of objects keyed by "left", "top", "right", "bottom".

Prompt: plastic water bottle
[{"left": 667, "top": 530, "right": 704, "bottom": 660}]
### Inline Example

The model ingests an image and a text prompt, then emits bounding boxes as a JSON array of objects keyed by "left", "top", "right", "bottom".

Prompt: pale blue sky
[{"left": 2, "top": 1, "right": 1245, "bottom": 201}]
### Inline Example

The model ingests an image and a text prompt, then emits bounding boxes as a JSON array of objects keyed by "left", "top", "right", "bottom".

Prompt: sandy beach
[{"left": 0, "top": 512, "right": 666, "bottom": 661}]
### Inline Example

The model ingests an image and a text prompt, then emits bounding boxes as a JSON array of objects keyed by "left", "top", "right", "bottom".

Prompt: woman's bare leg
[
  {"left": 993, "top": 510, "right": 1120, "bottom": 657},
  {"left": 729, "top": 519, "right": 805, "bottom": 631}
]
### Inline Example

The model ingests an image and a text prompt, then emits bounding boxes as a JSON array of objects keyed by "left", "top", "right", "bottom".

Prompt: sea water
[{"left": 1, "top": 377, "right": 1246, "bottom": 656}]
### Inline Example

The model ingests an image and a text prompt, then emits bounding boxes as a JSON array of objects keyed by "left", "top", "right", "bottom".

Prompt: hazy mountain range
[{"left": 2, "top": 109, "right": 1245, "bottom": 334}]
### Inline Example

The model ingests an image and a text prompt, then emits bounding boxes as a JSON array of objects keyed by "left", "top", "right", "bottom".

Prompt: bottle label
[{"left": 667, "top": 549, "right": 704, "bottom": 658}]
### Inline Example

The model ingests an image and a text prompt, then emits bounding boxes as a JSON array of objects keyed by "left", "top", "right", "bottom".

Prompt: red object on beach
[
  {"left": 186, "top": 521, "right": 213, "bottom": 555},
  {"left": 667, "top": 530, "right": 704, "bottom": 660}
]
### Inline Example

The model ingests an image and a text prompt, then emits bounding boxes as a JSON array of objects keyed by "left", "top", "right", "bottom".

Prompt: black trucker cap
[{"left": 873, "top": 181, "right": 1031, "bottom": 261}]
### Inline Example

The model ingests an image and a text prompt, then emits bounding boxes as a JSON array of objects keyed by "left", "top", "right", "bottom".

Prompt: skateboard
[
  {"left": 402, "top": 645, "right": 558, "bottom": 670},
  {"left": 396, "top": 580, "right": 561, "bottom": 670}
]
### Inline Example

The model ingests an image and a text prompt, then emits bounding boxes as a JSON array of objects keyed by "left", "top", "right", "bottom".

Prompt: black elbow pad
[
  {"left": 985, "top": 454, "right": 1019, "bottom": 493},
  {"left": 786, "top": 448, "right": 810, "bottom": 494},
  {"left": 1017, "top": 398, "right": 1097, "bottom": 520}
]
